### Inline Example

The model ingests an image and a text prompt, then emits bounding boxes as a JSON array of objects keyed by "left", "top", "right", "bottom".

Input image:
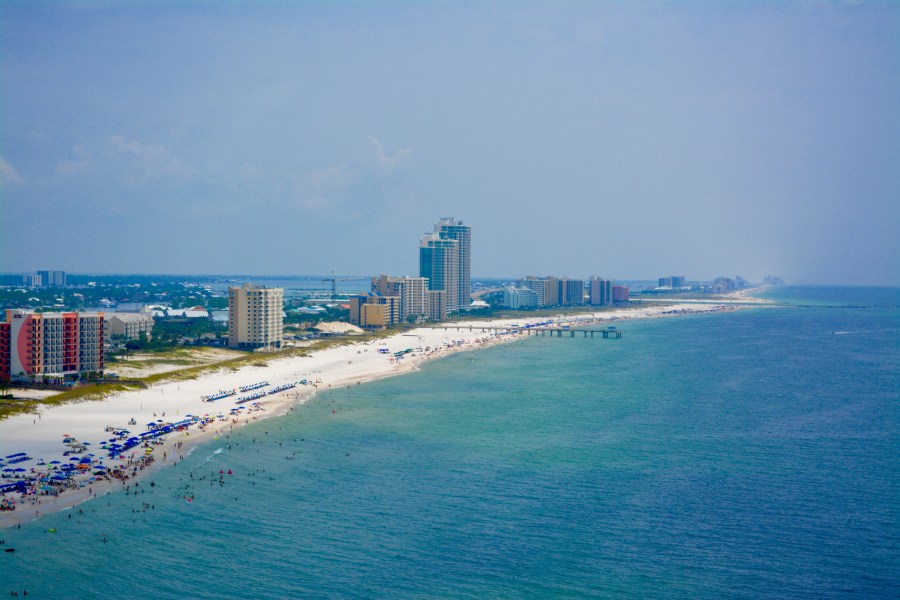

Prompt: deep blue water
[{"left": 1, "top": 287, "right": 898, "bottom": 598}]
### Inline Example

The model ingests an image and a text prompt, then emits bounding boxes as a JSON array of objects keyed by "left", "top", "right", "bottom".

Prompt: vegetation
[{"left": 0, "top": 327, "right": 398, "bottom": 420}]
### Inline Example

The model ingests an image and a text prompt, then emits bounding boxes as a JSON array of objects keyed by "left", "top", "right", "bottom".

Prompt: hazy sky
[{"left": 2, "top": 1, "right": 898, "bottom": 284}]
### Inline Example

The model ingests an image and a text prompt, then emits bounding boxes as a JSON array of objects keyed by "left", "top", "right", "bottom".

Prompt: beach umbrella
[
  {"left": 49, "top": 460, "right": 61, "bottom": 464},
  {"left": 69, "top": 457, "right": 80, "bottom": 461},
  {"left": 14, "top": 468, "right": 26, "bottom": 472}
]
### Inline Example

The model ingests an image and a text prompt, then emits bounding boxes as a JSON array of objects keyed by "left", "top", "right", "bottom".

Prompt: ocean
[{"left": 1, "top": 287, "right": 898, "bottom": 598}]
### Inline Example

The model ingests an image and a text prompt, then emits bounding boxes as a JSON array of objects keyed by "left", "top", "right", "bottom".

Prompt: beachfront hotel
[
  {"left": 227, "top": 284, "right": 283, "bottom": 350},
  {"left": 0, "top": 309, "right": 105, "bottom": 383},
  {"left": 419, "top": 218, "right": 471, "bottom": 311}
]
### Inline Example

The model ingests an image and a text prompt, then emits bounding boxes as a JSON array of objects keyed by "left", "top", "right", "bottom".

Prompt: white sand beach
[{"left": 0, "top": 300, "right": 753, "bottom": 528}]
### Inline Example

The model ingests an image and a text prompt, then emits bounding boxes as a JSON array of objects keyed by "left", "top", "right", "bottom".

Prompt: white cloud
[
  {"left": 0, "top": 155, "right": 26, "bottom": 186},
  {"left": 370, "top": 136, "right": 413, "bottom": 171},
  {"left": 108, "top": 135, "right": 195, "bottom": 181}
]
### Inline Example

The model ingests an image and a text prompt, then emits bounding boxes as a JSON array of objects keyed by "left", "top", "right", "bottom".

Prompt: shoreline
[{"left": 0, "top": 296, "right": 762, "bottom": 528}]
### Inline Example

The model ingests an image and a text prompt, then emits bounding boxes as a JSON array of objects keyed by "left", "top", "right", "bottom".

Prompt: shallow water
[{"left": 1, "top": 287, "right": 898, "bottom": 598}]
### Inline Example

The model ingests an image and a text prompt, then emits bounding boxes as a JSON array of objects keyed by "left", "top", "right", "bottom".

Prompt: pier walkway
[{"left": 438, "top": 325, "right": 622, "bottom": 339}]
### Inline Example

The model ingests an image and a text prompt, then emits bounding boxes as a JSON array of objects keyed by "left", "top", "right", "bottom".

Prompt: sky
[{"left": 1, "top": 1, "right": 898, "bottom": 285}]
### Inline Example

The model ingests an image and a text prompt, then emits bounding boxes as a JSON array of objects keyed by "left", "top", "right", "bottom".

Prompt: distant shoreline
[{"left": 0, "top": 294, "right": 760, "bottom": 528}]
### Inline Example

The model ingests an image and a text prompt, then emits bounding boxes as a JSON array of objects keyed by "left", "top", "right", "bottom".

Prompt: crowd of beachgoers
[{"left": 0, "top": 299, "right": 755, "bottom": 528}]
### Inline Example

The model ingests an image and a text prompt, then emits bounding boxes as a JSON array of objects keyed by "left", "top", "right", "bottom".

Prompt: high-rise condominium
[
  {"left": 228, "top": 284, "right": 283, "bottom": 350},
  {"left": 419, "top": 218, "right": 471, "bottom": 311},
  {"left": 419, "top": 233, "right": 458, "bottom": 311}
]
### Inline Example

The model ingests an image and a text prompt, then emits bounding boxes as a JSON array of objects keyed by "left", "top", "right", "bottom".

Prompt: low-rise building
[
  {"left": 105, "top": 312, "right": 154, "bottom": 340},
  {"left": 502, "top": 287, "right": 540, "bottom": 309}
]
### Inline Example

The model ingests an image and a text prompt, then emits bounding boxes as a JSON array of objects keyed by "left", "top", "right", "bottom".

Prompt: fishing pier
[{"left": 439, "top": 325, "right": 622, "bottom": 339}]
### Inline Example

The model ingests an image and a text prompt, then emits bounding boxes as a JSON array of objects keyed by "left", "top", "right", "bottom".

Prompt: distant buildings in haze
[
  {"left": 22, "top": 270, "right": 67, "bottom": 287},
  {"left": 501, "top": 275, "right": 629, "bottom": 309},
  {"left": 658, "top": 275, "right": 686, "bottom": 289}
]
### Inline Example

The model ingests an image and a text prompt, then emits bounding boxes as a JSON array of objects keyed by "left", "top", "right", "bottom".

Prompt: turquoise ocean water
[{"left": 1, "top": 287, "right": 898, "bottom": 598}]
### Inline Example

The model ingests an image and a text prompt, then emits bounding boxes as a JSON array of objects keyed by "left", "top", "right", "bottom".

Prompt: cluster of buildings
[
  {"left": 710, "top": 276, "right": 748, "bottom": 294},
  {"left": 0, "top": 308, "right": 160, "bottom": 384},
  {"left": 650, "top": 274, "right": 759, "bottom": 294},
  {"left": 0, "top": 280, "right": 288, "bottom": 382},
  {"left": 0, "top": 217, "right": 650, "bottom": 380},
  {"left": 22, "top": 270, "right": 67, "bottom": 288},
  {"left": 501, "top": 276, "right": 629, "bottom": 309},
  {"left": 349, "top": 218, "right": 472, "bottom": 328}
]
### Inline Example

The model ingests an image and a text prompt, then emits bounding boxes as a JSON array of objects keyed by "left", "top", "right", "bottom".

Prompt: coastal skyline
[{"left": 2, "top": 2, "right": 899, "bottom": 285}]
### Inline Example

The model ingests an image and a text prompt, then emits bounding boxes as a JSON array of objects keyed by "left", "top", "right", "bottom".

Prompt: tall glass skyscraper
[
  {"left": 435, "top": 218, "right": 471, "bottom": 309},
  {"left": 419, "top": 233, "right": 459, "bottom": 310},
  {"left": 419, "top": 218, "right": 470, "bottom": 311}
]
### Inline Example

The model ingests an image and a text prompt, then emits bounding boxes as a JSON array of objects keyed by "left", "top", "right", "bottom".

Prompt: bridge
[{"left": 438, "top": 325, "right": 622, "bottom": 339}]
